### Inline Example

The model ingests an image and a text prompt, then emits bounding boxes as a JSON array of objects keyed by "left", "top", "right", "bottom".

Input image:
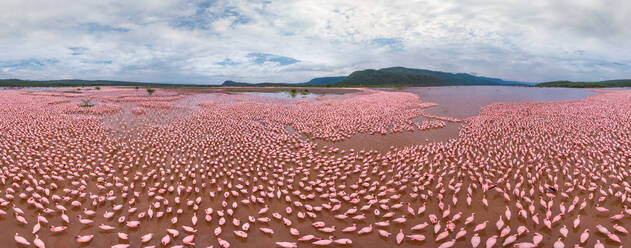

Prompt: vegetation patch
[
  {"left": 79, "top": 99, "right": 94, "bottom": 108},
  {"left": 62, "top": 91, "right": 82, "bottom": 94},
  {"left": 287, "top": 88, "right": 311, "bottom": 97}
]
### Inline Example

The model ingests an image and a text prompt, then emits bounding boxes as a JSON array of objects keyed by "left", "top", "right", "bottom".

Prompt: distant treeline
[
  {"left": 222, "top": 67, "right": 527, "bottom": 87},
  {"left": 7, "top": 69, "right": 631, "bottom": 89},
  {"left": 337, "top": 67, "right": 525, "bottom": 86},
  {"left": 2, "top": 67, "right": 530, "bottom": 88},
  {"left": 0, "top": 79, "right": 212, "bottom": 88},
  {"left": 536, "top": 80, "right": 631, "bottom": 88}
]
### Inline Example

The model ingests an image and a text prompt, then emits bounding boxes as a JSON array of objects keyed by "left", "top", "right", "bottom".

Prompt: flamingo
[
  {"left": 14, "top": 233, "right": 30, "bottom": 246},
  {"left": 313, "top": 236, "right": 334, "bottom": 246},
  {"left": 0, "top": 86, "right": 628, "bottom": 248},
  {"left": 33, "top": 235, "right": 45, "bottom": 248},
  {"left": 276, "top": 242, "right": 298, "bottom": 248},
  {"left": 471, "top": 233, "right": 481, "bottom": 248},
  {"left": 76, "top": 235, "right": 94, "bottom": 243}
]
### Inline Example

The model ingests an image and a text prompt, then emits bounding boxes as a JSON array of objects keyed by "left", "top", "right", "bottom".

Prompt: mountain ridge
[
  {"left": 337, "top": 67, "right": 525, "bottom": 86},
  {"left": 17, "top": 67, "right": 627, "bottom": 88},
  {"left": 220, "top": 67, "right": 528, "bottom": 86},
  {"left": 535, "top": 80, "right": 631, "bottom": 88}
]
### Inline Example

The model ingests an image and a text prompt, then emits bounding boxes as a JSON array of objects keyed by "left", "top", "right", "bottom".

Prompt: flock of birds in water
[{"left": 0, "top": 87, "right": 630, "bottom": 247}]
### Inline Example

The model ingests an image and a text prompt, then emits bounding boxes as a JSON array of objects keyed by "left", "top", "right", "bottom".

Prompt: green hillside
[
  {"left": 337, "top": 67, "right": 525, "bottom": 86},
  {"left": 536, "top": 80, "right": 631, "bottom": 88}
]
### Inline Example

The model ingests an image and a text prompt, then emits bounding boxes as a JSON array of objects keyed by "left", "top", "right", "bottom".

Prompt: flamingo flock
[{"left": 0, "top": 87, "right": 630, "bottom": 247}]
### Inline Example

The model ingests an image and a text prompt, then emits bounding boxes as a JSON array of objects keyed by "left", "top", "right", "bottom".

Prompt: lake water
[
  {"left": 242, "top": 91, "right": 322, "bottom": 99},
  {"left": 404, "top": 86, "right": 595, "bottom": 119},
  {"left": 319, "top": 86, "right": 596, "bottom": 152}
]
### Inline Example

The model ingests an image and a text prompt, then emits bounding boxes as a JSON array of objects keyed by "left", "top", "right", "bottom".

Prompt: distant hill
[
  {"left": 221, "top": 80, "right": 290, "bottom": 87},
  {"left": 221, "top": 67, "right": 526, "bottom": 87},
  {"left": 222, "top": 80, "right": 252, "bottom": 86},
  {"left": 221, "top": 77, "right": 345, "bottom": 86},
  {"left": 536, "top": 80, "right": 631, "bottom": 88},
  {"left": 301, "top": 76, "right": 346, "bottom": 85},
  {"left": 337, "top": 67, "right": 526, "bottom": 86},
  {"left": 3, "top": 67, "right": 531, "bottom": 88}
]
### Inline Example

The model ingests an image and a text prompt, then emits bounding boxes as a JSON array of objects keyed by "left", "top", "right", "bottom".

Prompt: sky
[{"left": 1, "top": 0, "right": 630, "bottom": 84}]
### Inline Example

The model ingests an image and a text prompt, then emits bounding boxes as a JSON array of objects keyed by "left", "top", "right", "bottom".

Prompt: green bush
[{"left": 79, "top": 99, "right": 94, "bottom": 108}]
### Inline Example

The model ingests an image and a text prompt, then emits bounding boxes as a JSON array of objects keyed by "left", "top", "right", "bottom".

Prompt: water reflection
[
  {"left": 404, "top": 86, "right": 595, "bottom": 119},
  {"left": 242, "top": 91, "right": 322, "bottom": 99}
]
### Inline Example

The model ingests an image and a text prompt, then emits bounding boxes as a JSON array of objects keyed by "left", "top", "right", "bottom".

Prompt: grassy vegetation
[
  {"left": 536, "top": 80, "right": 631, "bottom": 88},
  {"left": 146, "top": 88, "right": 155, "bottom": 96},
  {"left": 286, "top": 88, "right": 311, "bottom": 97},
  {"left": 288, "top": 89, "right": 298, "bottom": 97},
  {"left": 79, "top": 99, "right": 94, "bottom": 108}
]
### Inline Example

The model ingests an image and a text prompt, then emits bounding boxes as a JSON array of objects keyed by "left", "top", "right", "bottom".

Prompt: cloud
[
  {"left": 247, "top": 53, "right": 300, "bottom": 66},
  {"left": 0, "top": 0, "right": 629, "bottom": 83},
  {"left": 68, "top": 47, "right": 88, "bottom": 56},
  {"left": 79, "top": 23, "right": 131, "bottom": 33},
  {"left": 0, "top": 58, "right": 59, "bottom": 69},
  {"left": 216, "top": 58, "right": 239, "bottom": 66}
]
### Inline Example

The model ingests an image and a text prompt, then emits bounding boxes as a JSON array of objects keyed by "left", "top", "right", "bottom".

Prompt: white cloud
[{"left": 0, "top": 0, "right": 630, "bottom": 83}]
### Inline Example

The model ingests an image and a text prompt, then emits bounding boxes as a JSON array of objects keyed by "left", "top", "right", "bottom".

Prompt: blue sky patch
[
  {"left": 0, "top": 58, "right": 59, "bottom": 69},
  {"left": 79, "top": 23, "right": 130, "bottom": 33},
  {"left": 370, "top": 38, "right": 403, "bottom": 50},
  {"left": 247, "top": 53, "right": 299, "bottom": 66},
  {"left": 69, "top": 47, "right": 88, "bottom": 56},
  {"left": 173, "top": 2, "right": 249, "bottom": 30},
  {"left": 217, "top": 58, "right": 239, "bottom": 66}
]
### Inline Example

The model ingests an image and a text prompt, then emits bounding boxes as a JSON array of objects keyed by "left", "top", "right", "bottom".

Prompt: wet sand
[
  {"left": 317, "top": 86, "right": 594, "bottom": 153},
  {"left": 0, "top": 86, "right": 629, "bottom": 248},
  {"left": 313, "top": 121, "right": 461, "bottom": 153}
]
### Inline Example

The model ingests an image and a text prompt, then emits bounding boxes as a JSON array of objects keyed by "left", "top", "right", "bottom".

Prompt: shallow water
[
  {"left": 242, "top": 91, "right": 323, "bottom": 99},
  {"left": 314, "top": 121, "right": 461, "bottom": 153},
  {"left": 320, "top": 86, "right": 595, "bottom": 152},
  {"left": 404, "top": 86, "right": 595, "bottom": 119}
]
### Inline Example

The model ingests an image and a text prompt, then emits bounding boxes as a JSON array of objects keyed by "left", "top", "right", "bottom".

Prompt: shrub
[{"left": 79, "top": 99, "right": 94, "bottom": 108}]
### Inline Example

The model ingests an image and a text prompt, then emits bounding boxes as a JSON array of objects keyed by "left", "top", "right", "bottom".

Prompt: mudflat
[{"left": 1, "top": 86, "right": 629, "bottom": 248}]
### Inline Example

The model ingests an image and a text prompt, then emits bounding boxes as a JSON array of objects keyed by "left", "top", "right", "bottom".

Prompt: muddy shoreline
[{"left": 1, "top": 86, "right": 629, "bottom": 248}]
